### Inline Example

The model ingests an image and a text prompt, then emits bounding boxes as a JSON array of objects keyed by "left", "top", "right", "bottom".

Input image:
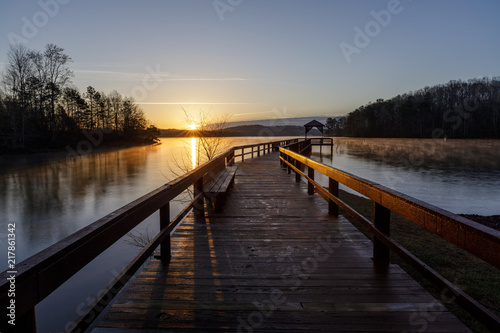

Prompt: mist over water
[{"left": 311, "top": 138, "right": 500, "bottom": 216}]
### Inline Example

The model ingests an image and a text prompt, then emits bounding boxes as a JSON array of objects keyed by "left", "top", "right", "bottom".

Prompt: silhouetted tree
[
  {"left": 343, "top": 77, "right": 500, "bottom": 138},
  {"left": 0, "top": 44, "right": 158, "bottom": 152},
  {"left": 325, "top": 117, "right": 346, "bottom": 136},
  {"left": 29, "top": 44, "right": 73, "bottom": 139},
  {"left": 2, "top": 45, "right": 34, "bottom": 148}
]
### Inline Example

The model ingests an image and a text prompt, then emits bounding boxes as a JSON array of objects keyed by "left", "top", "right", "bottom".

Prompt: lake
[
  {"left": 0, "top": 137, "right": 499, "bottom": 332},
  {"left": 310, "top": 138, "right": 500, "bottom": 216}
]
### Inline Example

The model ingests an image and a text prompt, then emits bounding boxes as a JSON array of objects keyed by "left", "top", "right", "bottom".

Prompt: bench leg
[{"left": 214, "top": 193, "right": 227, "bottom": 212}]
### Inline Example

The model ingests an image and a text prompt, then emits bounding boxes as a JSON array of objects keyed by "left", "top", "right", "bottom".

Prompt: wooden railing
[
  {"left": 279, "top": 144, "right": 500, "bottom": 331},
  {"left": 0, "top": 138, "right": 299, "bottom": 333}
]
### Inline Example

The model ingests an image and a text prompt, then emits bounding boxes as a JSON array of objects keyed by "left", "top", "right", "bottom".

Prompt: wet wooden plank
[{"left": 94, "top": 152, "right": 471, "bottom": 332}]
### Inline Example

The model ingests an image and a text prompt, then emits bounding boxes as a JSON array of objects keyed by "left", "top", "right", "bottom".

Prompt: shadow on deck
[{"left": 94, "top": 152, "right": 470, "bottom": 332}]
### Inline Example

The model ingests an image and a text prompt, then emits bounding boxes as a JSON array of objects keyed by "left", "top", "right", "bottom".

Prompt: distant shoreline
[
  {"left": 159, "top": 124, "right": 322, "bottom": 138},
  {"left": 0, "top": 139, "right": 158, "bottom": 155},
  {"left": 0, "top": 140, "right": 159, "bottom": 174}
]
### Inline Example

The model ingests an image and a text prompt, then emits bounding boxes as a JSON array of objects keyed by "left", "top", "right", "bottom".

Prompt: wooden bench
[{"left": 203, "top": 165, "right": 238, "bottom": 211}]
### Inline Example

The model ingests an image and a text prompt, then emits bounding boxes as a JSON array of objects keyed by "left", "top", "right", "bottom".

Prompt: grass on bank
[{"left": 338, "top": 189, "right": 500, "bottom": 333}]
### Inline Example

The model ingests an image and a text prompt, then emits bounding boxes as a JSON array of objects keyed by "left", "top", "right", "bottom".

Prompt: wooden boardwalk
[{"left": 94, "top": 152, "right": 471, "bottom": 332}]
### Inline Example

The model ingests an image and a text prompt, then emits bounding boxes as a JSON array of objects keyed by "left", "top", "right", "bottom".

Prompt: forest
[
  {"left": 326, "top": 77, "right": 500, "bottom": 138},
  {"left": 0, "top": 44, "right": 159, "bottom": 153}
]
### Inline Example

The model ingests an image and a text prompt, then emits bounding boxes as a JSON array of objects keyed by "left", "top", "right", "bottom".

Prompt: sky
[{"left": 1, "top": 0, "right": 499, "bottom": 129}]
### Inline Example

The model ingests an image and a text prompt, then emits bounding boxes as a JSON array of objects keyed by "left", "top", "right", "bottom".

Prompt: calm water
[
  {"left": 0, "top": 137, "right": 499, "bottom": 332},
  {"left": 310, "top": 138, "right": 500, "bottom": 216}
]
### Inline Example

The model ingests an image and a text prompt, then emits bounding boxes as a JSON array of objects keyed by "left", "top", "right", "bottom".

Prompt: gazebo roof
[
  {"left": 304, "top": 120, "right": 324, "bottom": 138},
  {"left": 304, "top": 120, "right": 324, "bottom": 127}
]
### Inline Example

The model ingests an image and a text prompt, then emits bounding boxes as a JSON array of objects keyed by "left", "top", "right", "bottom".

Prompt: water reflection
[
  {"left": 312, "top": 138, "right": 500, "bottom": 215},
  {"left": 191, "top": 137, "right": 197, "bottom": 169},
  {"left": 0, "top": 148, "right": 156, "bottom": 262}
]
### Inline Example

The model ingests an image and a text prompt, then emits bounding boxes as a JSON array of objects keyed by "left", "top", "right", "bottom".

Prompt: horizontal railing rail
[
  {"left": 279, "top": 145, "right": 500, "bottom": 332},
  {"left": 0, "top": 137, "right": 300, "bottom": 333}
]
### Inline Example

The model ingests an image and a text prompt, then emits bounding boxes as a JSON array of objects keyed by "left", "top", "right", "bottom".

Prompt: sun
[{"left": 187, "top": 123, "right": 199, "bottom": 130}]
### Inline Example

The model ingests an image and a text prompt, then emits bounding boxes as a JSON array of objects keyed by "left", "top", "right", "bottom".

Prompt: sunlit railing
[{"left": 279, "top": 142, "right": 500, "bottom": 331}]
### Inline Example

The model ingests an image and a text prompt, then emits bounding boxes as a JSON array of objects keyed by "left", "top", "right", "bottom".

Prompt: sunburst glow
[{"left": 187, "top": 123, "right": 199, "bottom": 130}]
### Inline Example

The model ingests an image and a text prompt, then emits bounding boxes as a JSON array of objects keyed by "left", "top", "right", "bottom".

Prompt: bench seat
[{"left": 203, "top": 165, "right": 238, "bottom": 210}]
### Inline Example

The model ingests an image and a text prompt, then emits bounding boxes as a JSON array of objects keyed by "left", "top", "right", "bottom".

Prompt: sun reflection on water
[{"left": 191, "top": 137, "right": 197, "bottom": 169}]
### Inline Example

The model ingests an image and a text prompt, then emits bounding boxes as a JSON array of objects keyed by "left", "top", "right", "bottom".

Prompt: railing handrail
[
  {"left": 0, "top": 137, "right": 301, "bottom": 332},
  {"left": 279, "top": 144, "right": 500, "bottom": 331},
  {"left": 279, "top": 147, "right": 500, "bottom": 267}
]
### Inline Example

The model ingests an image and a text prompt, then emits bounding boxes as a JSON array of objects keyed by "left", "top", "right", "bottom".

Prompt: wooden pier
[
  {"left": 93, "top": 152, "right": 471, "bottom": 332},
  {"left": 2, "top": 138, "right": 498, "bottom": 333}
]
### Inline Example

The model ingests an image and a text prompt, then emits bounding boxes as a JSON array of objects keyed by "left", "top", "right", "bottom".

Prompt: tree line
[
  {"left": 325, "top": 77, "right": 500, "bottom": 138},
  {"left": 0, "top": 44, "right": 159, "bottom": 152}
]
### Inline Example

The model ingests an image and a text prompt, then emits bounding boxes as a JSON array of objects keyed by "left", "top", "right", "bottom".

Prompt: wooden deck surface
[{"left": 93, "top": 152, "right": 471, "bottom": 332}]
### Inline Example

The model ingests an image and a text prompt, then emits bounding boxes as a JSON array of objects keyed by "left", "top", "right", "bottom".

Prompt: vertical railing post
[
  {"left": 242, "top": 148, "right": 245, "bottom": 162},
  {"left": 257, "top": 145, "right": 261, "bottom": 157},
  {"left": 307, "top": 166, "right": 314, "bottom": 195},
  {"left": 159, "top": 202, "right": 171, "bottom": 261},
  {"left": 295, "top": 160, "right": 301, "bottom": 183},
  {"left": 328, "top": 178, "right": 339, "bottom": 216},
  {"left": 194, "top": 177, "right": 204, "bottom": 216},
  {"left": 287, "top": 155, "right": 292, "bottom": 174},
  {"left": 373, "top": 203, "right": 391, "bottom": 266}
]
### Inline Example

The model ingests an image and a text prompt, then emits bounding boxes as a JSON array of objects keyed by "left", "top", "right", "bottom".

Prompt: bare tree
[
  {"left": 84, "top": 86, "right": 99, "bottom": 129},
  {"left": 122, "top": 97, "right": 147, "bottom": 135},
  {"left": 166, "top": 108, "right": 232, "bottom": 205},
  {"left": 183, "top": 107, "right": 232, "bottom": 163},
  {"left": 2, "top": 44, "right": 35, "bottom": 148},
  {"left": 1, "top": 43, "right": 160, "bottom": 151},
  {"left": 29, "top": 44, "right": 73, "bottom": 139},
  {"left": 108, "top": 90, "right": 123, "bottom": 131}
]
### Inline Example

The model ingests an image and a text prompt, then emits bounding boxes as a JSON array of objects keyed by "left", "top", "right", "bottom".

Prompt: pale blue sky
[{"left": 1, "top": 0, "right": 499, "bottom": 128}]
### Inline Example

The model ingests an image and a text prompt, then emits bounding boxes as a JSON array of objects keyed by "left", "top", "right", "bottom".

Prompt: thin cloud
[
  {"left": 136, "top": 102, "right": 256, "bottom": 105},
  {"left": 165, "top": 76, "right": 248, "bottom": 81},
  {"left": 72, "top": 70, "right": 247, "bottom": 82},
  {"left": 73, "top": 69, "right": 169, "bottom": 78},
  {"left": 232, "top": 111, "right": 273, "bottom": 117}
]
